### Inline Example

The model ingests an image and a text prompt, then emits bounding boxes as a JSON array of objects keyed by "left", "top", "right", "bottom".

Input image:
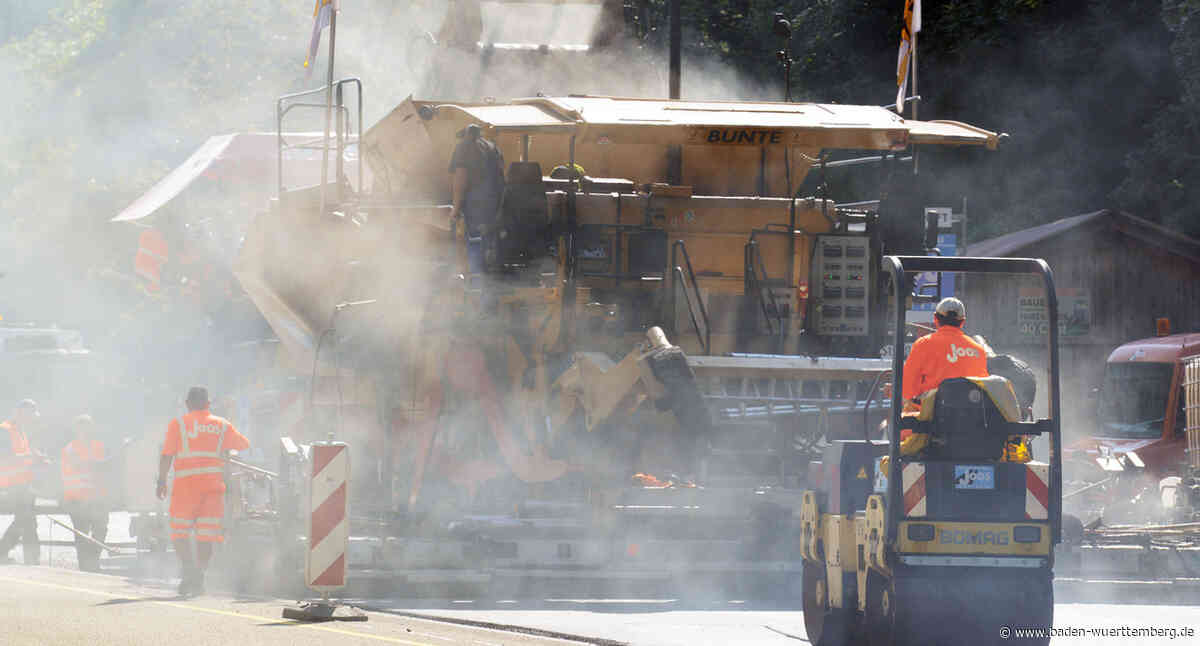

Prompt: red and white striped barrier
[
  {"left": 902, "top": 462, "right": 927, "bottom": 517},
  {"left": 1024, "top": 461, "right": 1050, "bottom": 520},
  {"left": 307, "top": 441, "right": 350, "bottom": 592}
]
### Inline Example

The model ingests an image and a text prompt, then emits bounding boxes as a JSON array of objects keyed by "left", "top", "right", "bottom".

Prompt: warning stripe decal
[
  {"left": 902, "top": 462, "right": 927, "bottom": 517},
  {"left": 1025, "top": 462, "right": 1049, "bottom": 520},
  {"left": 311, "top": 554, "right": 346, "bottom": 587},
  {"left": 307, "top": 443, "right": 349, "bottom": 590},
  {"left": 308, "top": 517, "right": 348, "bottom": 584},
  {"left": 310, "top": 482, "right": 347, "bottom": 548},
  {"left": 311, "top": 447, "right": 348, "bottom": 511},
  {"left": 312, "top": 443, "right": 342, "bottom": 480}
]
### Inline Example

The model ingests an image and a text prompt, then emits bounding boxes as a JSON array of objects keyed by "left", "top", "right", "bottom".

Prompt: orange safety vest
[
  {"left": 0, "top": 421, "right": 34, "bottom": 488},
  {"left": 899, "top": 326, "right": 989, "bottom": 442},
  {"left": 901, "top": 326, "right": 989, "bottom": 402},
  {"left": 134, "top": 229, "right": 168, "bottom": 293},
  {"left": 61, "top": 438, "right": 105, "bottom": 502},
  {"left": 169, "top": 412, "right": 235, "bottom": 493}
]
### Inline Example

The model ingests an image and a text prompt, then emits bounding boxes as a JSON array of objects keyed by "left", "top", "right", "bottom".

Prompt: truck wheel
[{"left": 802, "top": 562, "right": 850, "bottom": 646}]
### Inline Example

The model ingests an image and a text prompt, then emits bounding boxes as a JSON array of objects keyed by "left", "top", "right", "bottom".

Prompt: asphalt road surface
[
  {"left": 3, "top": 565, "right": 1197, "bottom": 646},
  {"left": 3, "top": 513, "right": 1199, "bottom": 645},
  {"left": 379, "top": 598, "right": 1200, "bottom": 646},
  {"left": 0, "top": 566, "right": 594, "bottom": 646}
]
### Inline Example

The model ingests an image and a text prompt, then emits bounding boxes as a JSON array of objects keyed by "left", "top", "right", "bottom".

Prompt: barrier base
[{"left": 282, "top": 600, "right": 368, "bottom": 622}]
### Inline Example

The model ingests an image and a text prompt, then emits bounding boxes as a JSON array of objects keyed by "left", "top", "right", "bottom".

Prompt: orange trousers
[{"left": 168, "top": 487, "right": 224, "bottom": 543}]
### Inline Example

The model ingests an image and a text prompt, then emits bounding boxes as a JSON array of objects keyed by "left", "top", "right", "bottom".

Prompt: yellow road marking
[
  {"left": 301, "top": 621, "right": 436, "bottom": 645},
  {"left": 0, "top": 574, "right": 433, "bottom": 646}
]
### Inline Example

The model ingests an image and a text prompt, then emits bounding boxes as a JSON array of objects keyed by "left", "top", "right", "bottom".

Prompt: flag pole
[
  {"left": 319, "top": 5, "right": 337, "bottom": 216},
  {"left": 910, "top": 27, "right": 919, "bottom": 174}
]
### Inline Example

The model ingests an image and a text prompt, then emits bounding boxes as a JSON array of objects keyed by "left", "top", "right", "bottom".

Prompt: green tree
[{"left": 1114, "top": 0, "right": 1200, "bottom": 238}]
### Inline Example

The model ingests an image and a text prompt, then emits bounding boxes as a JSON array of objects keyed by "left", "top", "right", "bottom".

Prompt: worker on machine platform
[
  {"left": 156, "top": 387, "right": 250, "bottom": 596},
  {"left": 902, "top": 297, "right": 989, "bottom": 409},
  {"left": 898, "top": 297, "right": 988, "bottom": 454},
  {"left": 449, "top": 123, "right": 506, "bottom": 275},
  {"left": 893, "top": 297, "right": 1033, "bottom": 463}
]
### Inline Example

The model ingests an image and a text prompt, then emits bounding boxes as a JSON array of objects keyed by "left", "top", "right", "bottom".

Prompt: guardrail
[
  {"left": 670, "top": 239, "right": 709, "bottom": 353},
  {"left": 744, "top": 238, "right": 785, "bottom": 337},
  {"left": 275, "top": 77, "right": 364, "bottom": 204}
]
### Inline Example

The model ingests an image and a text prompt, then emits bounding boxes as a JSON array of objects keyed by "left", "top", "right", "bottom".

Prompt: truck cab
[
  {"left": 1085, "top": 333, "right": 1197, "bottom": 476},
  {"left": 1063, "top": 332, "right": 1198, "bottom": 522}
]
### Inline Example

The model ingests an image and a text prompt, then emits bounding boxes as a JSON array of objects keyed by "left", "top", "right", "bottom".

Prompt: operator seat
[
  {"left": 496, "top": 161, "right": 551, "bottom": 269},
  {"left": 925, "top": 376, "right": 1022, "bottom": 461}
]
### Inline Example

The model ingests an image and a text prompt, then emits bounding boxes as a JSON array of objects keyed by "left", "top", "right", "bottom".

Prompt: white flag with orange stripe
[
  {"left": 896, "top": 0, "right": 922, "bottom": 113},
  {"left": 304, "top": 0, "right": 340, "bottom": 76}
]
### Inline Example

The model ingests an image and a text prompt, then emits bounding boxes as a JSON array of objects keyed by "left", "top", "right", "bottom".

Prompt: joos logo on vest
[
  {"left": 945, "top": 343, "right": 979, "bottom": 364},
  {"left": 186, "top": 422, "right": 224, "bottom": 440}
]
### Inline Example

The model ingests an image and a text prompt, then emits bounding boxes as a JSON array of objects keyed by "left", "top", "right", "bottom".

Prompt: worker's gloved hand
[
  {"left": 900, "top": 432, "right": 931, "bottom": 456},
  {"left": 156, "top": 481, "right": 168, "bottom": 500}
]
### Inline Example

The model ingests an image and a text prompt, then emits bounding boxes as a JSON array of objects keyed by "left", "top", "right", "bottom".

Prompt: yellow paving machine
[{"left": 230, "top": 88, "right": 1011, "bottom": 594}]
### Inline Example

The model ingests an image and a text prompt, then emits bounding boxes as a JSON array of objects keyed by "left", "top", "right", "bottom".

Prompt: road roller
[{"left": 799, "top": 256, "right": 1062, "bottom": 646}]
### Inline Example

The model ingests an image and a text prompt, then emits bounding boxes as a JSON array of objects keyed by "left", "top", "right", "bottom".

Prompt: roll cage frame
[{"left": 881, "top": 256, "right": 1063, "bottom": 545}]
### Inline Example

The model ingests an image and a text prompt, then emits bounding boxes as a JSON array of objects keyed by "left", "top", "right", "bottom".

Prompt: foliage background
[{"left": 2, "top": 0, "right": 1199, "bottom": 328}]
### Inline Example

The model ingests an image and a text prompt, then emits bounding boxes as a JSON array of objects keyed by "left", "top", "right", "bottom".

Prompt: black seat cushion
[{"left": 928, "top": 378, "right": 1009, "bottom": 461}]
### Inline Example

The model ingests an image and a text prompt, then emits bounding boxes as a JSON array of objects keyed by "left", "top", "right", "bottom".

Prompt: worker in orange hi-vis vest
[
  {"left": 61, "top": 414, "right": 109, "bottom": 572},
  {"left": 0, "top": 399, "right": 43, "bottom": 565},
  {"left": 900, "top": 297, "right": 989, "bottom": 442},
  {"left": 156, "top": 387, "right": 250, "bottom": 597}
]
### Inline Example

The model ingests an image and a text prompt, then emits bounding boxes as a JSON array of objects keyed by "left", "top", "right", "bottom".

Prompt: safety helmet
[
  {"left": 935, "top": 297, "right": 966, "bottom": 321},
  {"left": 550, "top": 163, "right": 586, "bottom": 180}
]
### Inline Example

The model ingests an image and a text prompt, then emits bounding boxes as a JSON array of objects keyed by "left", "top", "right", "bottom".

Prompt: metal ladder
[{"left": 670, "top": 239, "right": 711, "bottom": 354}]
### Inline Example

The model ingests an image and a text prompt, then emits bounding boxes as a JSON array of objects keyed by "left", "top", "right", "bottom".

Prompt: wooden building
[{"left": 963, "top": 210, "right": 1200, "bottom": 415}]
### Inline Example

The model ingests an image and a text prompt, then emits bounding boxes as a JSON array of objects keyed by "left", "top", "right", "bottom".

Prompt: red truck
[{"left": 1065, "top": 331, "right": 1199, "bottom": 521}]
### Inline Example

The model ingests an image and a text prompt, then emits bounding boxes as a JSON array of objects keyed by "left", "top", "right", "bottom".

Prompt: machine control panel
[{"left": 811, "top": 235, "right": 872, "bottom": 336}]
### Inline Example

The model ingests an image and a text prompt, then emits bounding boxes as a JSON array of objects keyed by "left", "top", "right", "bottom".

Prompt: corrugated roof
[
  {"left": 966, "top": 211, "right": 1109, "bottom": 257},
  {"left": 967, "top": 210, "right": 1200, "bottom": 263}
]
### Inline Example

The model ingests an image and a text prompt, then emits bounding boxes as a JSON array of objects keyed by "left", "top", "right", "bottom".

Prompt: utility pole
[
  {"left": 669, "top": 0, "right": 681, "bottom": 100},
  {"left": 667, "top": 0, "right": 683, "bottom": 185},
  {"left": 319, "top": 6, "right": 338, "bottom": 216}
]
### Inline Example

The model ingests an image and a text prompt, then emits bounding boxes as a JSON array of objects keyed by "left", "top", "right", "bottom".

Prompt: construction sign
[
  {"left": 306, "top": 441, "right": 350, "bottom": 592},
  {"left": 1018, "top": 287, "right": 1091, "bottom": 339}
]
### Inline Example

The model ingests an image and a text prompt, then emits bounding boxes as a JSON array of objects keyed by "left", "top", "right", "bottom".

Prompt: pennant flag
[
  {"left": 305, "top": 0, "right": 338, "bottom": 76},
  {"left": 896, "top": 0, "right": 922, "bottom": 113}
]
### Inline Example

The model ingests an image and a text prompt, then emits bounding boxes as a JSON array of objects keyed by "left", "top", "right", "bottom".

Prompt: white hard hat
[{"left": 935, "top": 297, "right": 966, "bottom": 321}]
